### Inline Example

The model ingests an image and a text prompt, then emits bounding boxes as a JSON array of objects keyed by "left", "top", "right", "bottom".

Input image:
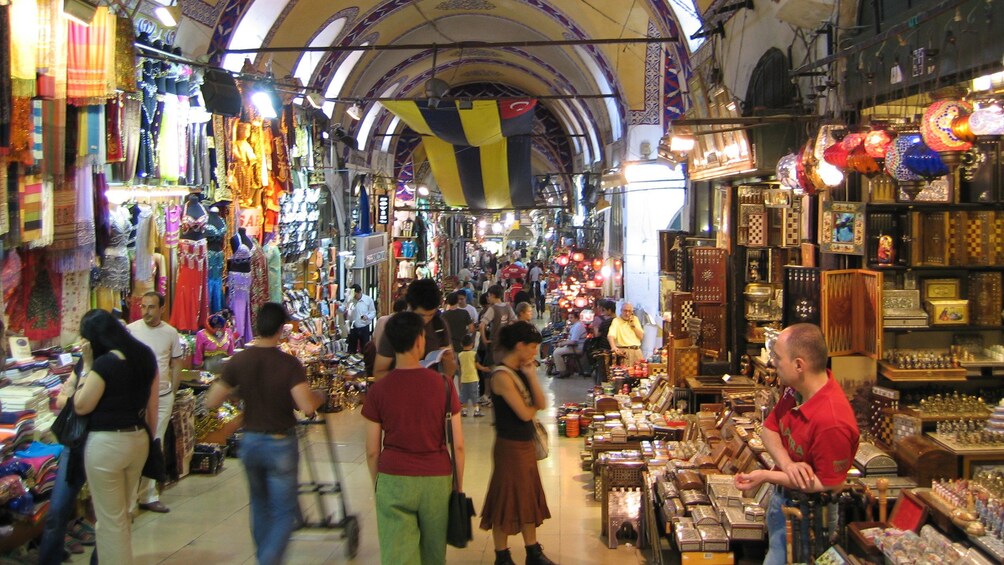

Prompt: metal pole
[{"left": 220, "top": 36, "right": 679, "bottom": 55}]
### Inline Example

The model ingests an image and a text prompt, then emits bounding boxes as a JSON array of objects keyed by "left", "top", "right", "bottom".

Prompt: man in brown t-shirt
[
  {"left": 373, "top": 279, "right": 455, "bottom": 379},
  {"left": 206, "top": 303, "right": 321, "bottom": 565}
]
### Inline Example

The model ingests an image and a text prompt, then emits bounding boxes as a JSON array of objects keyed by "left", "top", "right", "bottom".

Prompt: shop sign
[
  {"left": 354, "top": 233, "right": 388, "bottom": 267},
  {"left": 377, "top": 194, "right": 390, "bottom": 225}
]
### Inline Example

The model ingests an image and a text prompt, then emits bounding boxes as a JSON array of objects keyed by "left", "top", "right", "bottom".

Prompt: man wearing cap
[{"left": 342, "top": 284, "right": 377, "bottom": 354}]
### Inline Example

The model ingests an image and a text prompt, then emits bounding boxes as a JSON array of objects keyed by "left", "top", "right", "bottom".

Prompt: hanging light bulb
[{"left": 571, "top": 252, "right": 585, "bottom": 263}]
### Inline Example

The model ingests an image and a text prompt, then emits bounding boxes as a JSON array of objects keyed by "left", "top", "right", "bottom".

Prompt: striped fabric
[
  {"left": 382, "top": 99, "right": 536, "bottom": 209},
  {"left": 18, "top": 174, "right": 42, "bottom": 243},
  {"left": 30, "top": 100, "right": 42, "bottom": 163}
]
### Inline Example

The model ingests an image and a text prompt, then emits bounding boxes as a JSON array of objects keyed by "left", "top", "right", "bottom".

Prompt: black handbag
[
  {"left": 442, "top": 375, "right": 475, "bottom": 548},
  {"left": 51, "top": 396, "right": 89, "bottom": 449},
  {"left": 141, "top": 421, "right": 167, "bottom": 482}
]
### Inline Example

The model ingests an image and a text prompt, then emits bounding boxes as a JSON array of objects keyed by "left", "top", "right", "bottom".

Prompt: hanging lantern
[
  {"left": 884, "top": 128, "right": 925, "bottom": 199},
  {"left": 921, "top": 86, "right": 973, "bottom": 167},
  {"left": 776, "top": 152, "right": 800, "bottom": 189},
  {"left": 903, "top": 139, "right": 950, "bottom": 181},
  {"left": 823, "top": 142, "right": 850, "bottom": 170},
  {"left": 574, "top": 297, "right": 588, "bottom": 308},
  {"left": 841, "top": 132, "right": 866, "bottom": 152},
  {"left": 592, "top": 258, "right": 603, "bottom": 270},
  {"left": 795, "top": 144, "right": 817, "bottom": 195},
  {"left": 846, "top": 145, "right": 881, "bottom": 176},
  {"left": 863, "top": 127, "right": 895, "bottom": 160},
  {"left": 571, "top": 251, "right": 585, "bottom": 263},
  {"left": 594, "top": 272, "right": 604, "bottom": 283},
  {"left": 811, "top": 126, "right": 845, "bottom": 188},
  {"left": 968, "top": 101, "right": 1004, "bottom": 139},
  {"left": 556, "top": 254, "right": 569, "bottom": 266},
  {"left": 614, "top": 259, "right": 622, "bottom": 270}
]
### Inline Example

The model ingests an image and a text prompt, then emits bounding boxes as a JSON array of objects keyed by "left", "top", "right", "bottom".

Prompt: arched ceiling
[{"left": 176, "top": 0, "right": 702, "bottom": 190}]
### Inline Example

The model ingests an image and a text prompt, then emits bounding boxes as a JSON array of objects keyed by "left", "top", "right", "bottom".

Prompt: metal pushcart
[{"left": 294, "top": 416, "right": 360, "bottom": 558}]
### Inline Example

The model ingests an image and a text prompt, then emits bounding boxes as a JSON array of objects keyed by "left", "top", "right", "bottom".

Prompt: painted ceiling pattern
[{"left": 196, "top": 0, "right": 697, "bottom": 189}]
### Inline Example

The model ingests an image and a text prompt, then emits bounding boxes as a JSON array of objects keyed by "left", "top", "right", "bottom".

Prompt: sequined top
[
  {"left": 181, "top": 213, "right": 208, "bottom": 233},
  {"left": 205, "top": 220, "right": 226, "bottom": 245},
  {"left": 164, "top": 204, "right": 181, "bottom": 247}
]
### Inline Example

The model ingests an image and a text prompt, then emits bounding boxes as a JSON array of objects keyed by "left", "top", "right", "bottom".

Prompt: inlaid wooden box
[{"left": 894, "top": 435, "right": 957, "bottom": 487}]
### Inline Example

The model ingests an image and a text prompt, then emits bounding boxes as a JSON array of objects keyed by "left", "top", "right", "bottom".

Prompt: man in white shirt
[
  {"left": 343, "top": 284, "right": 377, "bottom": 354},
  {"left": 457, "top": 291, "right": 479, "bottom": 325},
  {"left": 127, "top": 292, "right": 183, "bottom": 514},
  {"left": 552, "top": 311, "right": 588, "bottom": 377}
]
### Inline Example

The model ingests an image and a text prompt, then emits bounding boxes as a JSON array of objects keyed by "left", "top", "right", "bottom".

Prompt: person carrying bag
[{"left": 443, "top": 374, "right": 475, "bottom": 548}]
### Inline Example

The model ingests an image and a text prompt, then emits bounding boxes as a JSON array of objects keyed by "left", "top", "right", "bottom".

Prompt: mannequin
[
  {"left": 206, "top": 206, "right": 227, "bottom": 313},
  {"left": 180, "top": 194, "right": 208, "bottom": 241},
  {"left": 227, "top": 227, "right": 255, "bottom": 345},
  {"left": 263, "top": 232, "right": 282, "bottom": 303}
]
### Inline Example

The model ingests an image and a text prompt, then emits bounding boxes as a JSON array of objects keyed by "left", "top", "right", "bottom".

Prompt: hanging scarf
[
  {"left": 9, "top": 250, "right": 63, "bottom": 341},
  {"left": 9, "top": 0, "right": 37, "bottom": 98},
  {"left": 41, "top": 99, "right": 66, "bottom": 179},
  {"left": 60, "top": 270, "right": 90, "bottom": 346},
  {"left": 49, "top": 162, "right": 96, "bottom": 274},
  {"left": 67, "top": 7, "right": 112, "bottom": 104},
  {"left": 18, "top": 173, "right": 42, "bottom": 243},
  {"left": 113, "top": 15, "right": 136, "bottom": 92},
  {"left": 30, "top": 100, "right": 42, "bottom": 164},
  {"left": 36, "top": 0, "right": 67, "bottom": 100},
  {"left": 0, "top": 4, "right": 12, "bottom": 154}
]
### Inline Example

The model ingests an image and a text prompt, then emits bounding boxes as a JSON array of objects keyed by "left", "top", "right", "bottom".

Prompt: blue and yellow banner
[{"left": 383, "top": 99, "right": 536, "bottom": 209}]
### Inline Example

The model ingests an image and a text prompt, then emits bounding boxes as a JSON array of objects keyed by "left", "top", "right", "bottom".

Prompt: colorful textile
[
  {"left": 60, "top": 270, "right": 89, "bottom": 346},
  {"left": 30, "top": 101, "right": 42, "bottom": 163},
  {"left": 9, "top": 0, "right": 37, "bottom": 98},
  {"left": 41, "top": 99, "right": 66, "bottom": 178},
  {"left": 0, "top": 5, "right": 11, "bottom": 154},
  {"left": 36, "top": 0, "right": 68, "bottom": 100},
  {"left": 18, "top": 174, "right": 42, "bottom": 243},
  {"left": 66, "top": 7, "right": 113, "bottom": 104},
  {"left": 249, "top": 241, "right": 269, "bottom": 329},
  {"left": 0, "top": 158, "right": 8, "bottom": 236},
  {"left": 381, "top": 99, "right": 537, "bottom": 209},
  {"left": 7, "top": 251, "right": 62, "bottom": 341}
]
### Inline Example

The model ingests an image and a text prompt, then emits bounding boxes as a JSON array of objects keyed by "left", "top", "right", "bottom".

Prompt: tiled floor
[{"left": 67, "top": 370, "right": 660, "bottom": 564}]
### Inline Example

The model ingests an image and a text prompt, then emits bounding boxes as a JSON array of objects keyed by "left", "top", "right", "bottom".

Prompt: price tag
[{"left": 58, "top": 353, "right": 73, "bottom": 366}]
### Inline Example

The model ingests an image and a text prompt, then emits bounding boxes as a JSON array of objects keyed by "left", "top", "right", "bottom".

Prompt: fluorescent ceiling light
[
  {"left": 252, "top": 91, "right": 278, "bottom": 119},
  {"left": 64, "top": 0, "right": 97, "bottom": 26},
  {"left": 155, "top": 6, "right": 180, "bottom": 27},
  {"left": 417, "top": 185, "right": 430, "bottom": 196}
]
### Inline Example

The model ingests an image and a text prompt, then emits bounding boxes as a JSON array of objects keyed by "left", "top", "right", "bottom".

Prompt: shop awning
[{"left": 382, "top": 99, "right": 537, "bottom": 209}]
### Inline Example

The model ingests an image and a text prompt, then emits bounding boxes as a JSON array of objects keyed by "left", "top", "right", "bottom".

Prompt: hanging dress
[
  {"left": 169, "top": 215, "right": 209, "bottom": 332},
  {"left": 227, "top": 241, "right": 253, "bottom": 345},
  {"left": 205, "top": 220, "right": 226, "bottom": 314},
  {"left": 249, "top": 240, "right": 269, "bottom": 330}
]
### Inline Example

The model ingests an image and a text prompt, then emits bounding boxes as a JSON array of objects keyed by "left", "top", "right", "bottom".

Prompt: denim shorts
[{"left": 459, "top": 382, "right": 480, "bottom": 406}]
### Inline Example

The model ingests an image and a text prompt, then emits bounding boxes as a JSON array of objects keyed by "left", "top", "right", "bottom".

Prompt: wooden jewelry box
[
  {"left": 722, "top": 506, "right": 764, "bottom": 541},
  {"left": 848, "top": 490, "right": 928, "bottom": 559}
]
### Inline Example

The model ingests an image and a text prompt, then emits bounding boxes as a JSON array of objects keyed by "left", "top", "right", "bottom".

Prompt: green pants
[{"left": 375, "top": 473, "right": 452, "bottom": 565}]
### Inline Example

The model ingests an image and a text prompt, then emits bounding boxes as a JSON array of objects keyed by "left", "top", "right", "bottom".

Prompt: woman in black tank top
[{"left": 479, "top": 322, "right": 557, "bottom": 565}]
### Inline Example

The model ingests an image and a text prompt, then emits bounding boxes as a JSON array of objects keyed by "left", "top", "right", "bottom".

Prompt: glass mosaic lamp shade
[
  {"left": 776, "top": 152, "right": 800, "bottom": 190},
  {"left": 811, "top": 125, "right": 845, "bottom": 188},
  {"left": 903, "top": 139, "right": 949, "bottom": 180},
  {"left": 921, "top": 87, "right": 973, "bottom": 167},
  {"left": 968, "top": 101, "right": 1004, "bottom": 139}
]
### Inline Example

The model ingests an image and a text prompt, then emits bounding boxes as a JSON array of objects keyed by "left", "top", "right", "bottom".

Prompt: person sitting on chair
[{"left": 551, "top": 311, "right": 587, "bottom": 378}]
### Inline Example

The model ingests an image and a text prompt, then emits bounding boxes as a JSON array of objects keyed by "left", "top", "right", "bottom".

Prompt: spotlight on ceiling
[
  {"left": 251, "top": 88, "right": 278, "bottom": 119},
  {"left": 64, "top": 0, "right": 97, "bottom": 26},
  {"left": 594, "top": 196, "right": 611, "bottom": 213},
  {"left": 417, "top": 185, "right": 430, "bottom": 197},
  {"left": 304, "top": 92, "right": 324, "bottom": 109},
  {"left": 425, "top": 78, "right": 450, "bottom": 109},
  {"left": 346, "top": 101, "right": 362, "bottom": 121}
]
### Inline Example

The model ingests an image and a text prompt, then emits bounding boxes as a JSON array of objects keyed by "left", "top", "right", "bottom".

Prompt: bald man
[{"left": 607, "top": 303, "right": 644, "bottom": 365}]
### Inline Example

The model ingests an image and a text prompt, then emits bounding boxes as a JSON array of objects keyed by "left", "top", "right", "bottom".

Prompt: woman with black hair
[
  {"left": 480, "top": 321, "right": 557, "bottom": 565},
  {"left": 73, "top": 309, "right": 158, "bottom": 565}
]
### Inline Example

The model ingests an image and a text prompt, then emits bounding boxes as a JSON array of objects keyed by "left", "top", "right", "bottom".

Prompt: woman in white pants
[{"left": 73, "top": 309, "right": 159, "bottom": 565}]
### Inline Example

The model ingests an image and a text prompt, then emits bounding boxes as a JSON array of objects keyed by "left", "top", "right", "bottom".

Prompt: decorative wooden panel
[
  {"left": 694, "top": 304, "right": 727, "bottom": 360},
  {"left": 689, "top": 247, "right": 727, "bottom": 304},
  {"left": 747, "top": 213, "right": 767, "bottom": 247},
  {"left": 967, "top": 211, "right": 994, "bottom": 266},
  {"left": 782, "top": 266, "right": 821, "bottom": 327},
  {"left": 921, "top": 212, "right": 950, "bottom": 266},
  {"left": 968, "top": 272, "right": 1002, "bottom": 326},
  {"left": 668, "top": 291, "right": 694, "bottom": 339},
  {"left": 821, "top": 269, "right": 883, "bottom": 358},
  {"left": 948, "top": 211, "right": 968, "bottom": 265}
]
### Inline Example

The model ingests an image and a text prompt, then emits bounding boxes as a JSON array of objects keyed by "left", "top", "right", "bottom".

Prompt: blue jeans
[
  {"left": 765, "top": 487, "right": 810, "bottom": 565},
  {"left": 239, "top": 432, "right": 300, "bottom": 565},
  {"left": 39, "top": 448, "right": 87, "bottom": 565}
]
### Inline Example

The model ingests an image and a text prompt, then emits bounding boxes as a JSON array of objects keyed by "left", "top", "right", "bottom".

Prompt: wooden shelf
[
  {"left": 883, "top": 324, "right": 1004, "bottom": 332},
  {"left": 867, "top": 264, "right": 1004, "bottom": 271},
  {"left": 867, "top": 202, "right": 1002, "bottom": 210},
  {"left": 878, "top": 361, "right": 968, "bottom": 382},
  {"left": 393, "top": 236, "right": 416, "bottom": 239}
]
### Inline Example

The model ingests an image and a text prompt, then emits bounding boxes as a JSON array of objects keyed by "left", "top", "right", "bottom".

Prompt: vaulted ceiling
[{"left": 174, "top": 0, "right": 702, "bottom": 182}]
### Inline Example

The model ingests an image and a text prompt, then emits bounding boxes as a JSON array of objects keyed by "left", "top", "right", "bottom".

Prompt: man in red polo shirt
[{"left": 734, "top": 323, "right": 859, "bottom": 565}]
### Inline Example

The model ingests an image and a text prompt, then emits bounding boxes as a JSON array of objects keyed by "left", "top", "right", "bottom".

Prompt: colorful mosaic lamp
[
  {"left": 968, "top": 100, "right": 1004, "bottom": 139},
  {"left": 863, "top": 125, "right": 895, "bottom": 161},
  {"left": 776, "top": 152, "right": 800, "bottom": 191},
  {"left": 884, "top": 127, "right": 925, "bottom": 199},
  {"left": 903, "top": 138, "right": 949, "bottom": 181},
  {"left": 795, "top": 144, "right": 818, "bottom": 195},
  {"left": 921, "top": 87, "right": 973, "bottom": 168}
]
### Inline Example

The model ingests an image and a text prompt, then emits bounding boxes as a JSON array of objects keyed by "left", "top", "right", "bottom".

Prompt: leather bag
[
  {"left": 51, "top": 396, "right": 89, "bottom": 449},
  {"left": 442, "top": 375, "right": 475, "bottom": 548}
]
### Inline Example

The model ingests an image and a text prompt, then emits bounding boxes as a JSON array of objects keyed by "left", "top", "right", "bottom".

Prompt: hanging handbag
[
  {"left": 495, "top": 366, "right": 549, "bottom": 460},
  {"left": 141, "top": 420, "right": 167, "bottom": 483},
  {"left": 442, "top": 375, "right": 475, "bottom": 548},
  {"left": 51, "top": 396, "right": 89, "bottom": 449}
]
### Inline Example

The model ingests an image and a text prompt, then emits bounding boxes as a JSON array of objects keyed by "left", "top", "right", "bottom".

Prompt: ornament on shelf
[{"left": 921, "top": 86, "right": 973, "bottom": 168}]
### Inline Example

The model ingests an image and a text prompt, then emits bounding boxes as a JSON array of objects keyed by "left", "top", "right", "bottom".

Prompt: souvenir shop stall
[{"left": 0, "top": 2, "right": 357, "bottom": 549}]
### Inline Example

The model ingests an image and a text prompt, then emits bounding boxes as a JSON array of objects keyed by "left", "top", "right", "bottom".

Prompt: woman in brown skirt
[{"left": 480, "top": 321, "right": 557, "bottom": 565}]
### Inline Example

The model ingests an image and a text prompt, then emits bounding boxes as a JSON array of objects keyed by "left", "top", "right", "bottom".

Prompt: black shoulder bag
[
  {"left": 51, "top": 396, "right": 89, "bottom": 449},
  {"left": 442, "top": 375, "right": 475, "bottom": 548}
]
